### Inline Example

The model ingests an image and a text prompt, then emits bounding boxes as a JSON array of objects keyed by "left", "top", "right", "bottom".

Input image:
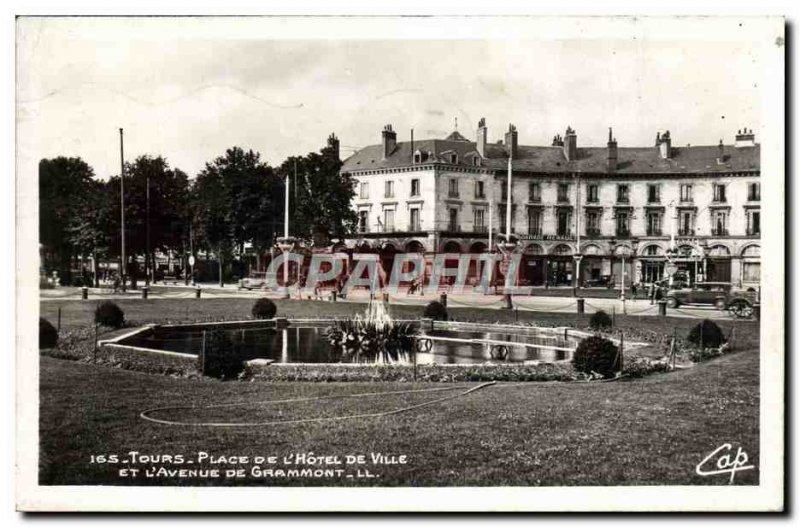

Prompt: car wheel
[
  {"left": 714, "top": 298, "right": 727, "bottom": 310},
  {"left": 730, "top": 300, "right": 753, "bottom": 319},
  {"left": 666, "top": 297, "right": 678, "bottom": 308}
]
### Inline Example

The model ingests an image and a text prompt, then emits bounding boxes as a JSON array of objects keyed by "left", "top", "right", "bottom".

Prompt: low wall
[{"left": 96, "top": 342, "right": 198, "bottom": 376}]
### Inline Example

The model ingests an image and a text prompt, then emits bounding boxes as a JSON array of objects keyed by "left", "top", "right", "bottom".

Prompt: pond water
[{"left": 124, "top": 323, "right": 581, "bottom": 365}]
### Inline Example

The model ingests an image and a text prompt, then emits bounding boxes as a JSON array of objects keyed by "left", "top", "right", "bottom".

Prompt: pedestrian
[
  {"left": 649, "top": 282, "right": 656, "bottom": 305},
  {"left": 631, "top": 282, "right": 638, "bottom": 299}
]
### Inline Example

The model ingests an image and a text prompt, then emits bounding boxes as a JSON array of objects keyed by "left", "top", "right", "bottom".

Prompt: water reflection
[{"left": 126, "top": 324, "right": 579, "bottom": 365}]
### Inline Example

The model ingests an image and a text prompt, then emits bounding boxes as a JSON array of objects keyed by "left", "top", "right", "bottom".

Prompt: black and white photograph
[{"left": 14, "top": 14, "right": 785, "bottom": 512}]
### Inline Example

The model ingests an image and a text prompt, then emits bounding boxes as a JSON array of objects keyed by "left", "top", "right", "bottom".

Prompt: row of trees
[{"left": 39, "top": 141, "right": 357, "bottom": 286}]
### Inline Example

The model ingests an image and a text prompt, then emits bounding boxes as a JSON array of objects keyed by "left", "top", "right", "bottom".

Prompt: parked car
[
  {"left": 240, "top": 272, "right": 268, "bottom": 291},
  {"left": 584, "top": 275, "right": 615, "bottom": 289},
  {"left": 665, "top": 282, "right": 757, "bottom": 318}
]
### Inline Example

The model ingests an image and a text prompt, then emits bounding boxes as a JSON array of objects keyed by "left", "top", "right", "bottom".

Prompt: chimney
[
  {"left": 606, "top": 127, "right": 618, "bottom": 172},
  {"left": 504, "top": 123, "right": 518, "bottom": 158},
  {"left": 326, "top": 133, "right": 340, "bottom": 160},
  {"left": 551, "top": 134, "right": 564, "bottom": 147},
  {"left": 563, "top": 126, "right": 577, "bottom": 161},
  {"left": 735, "top": 127, "right": 756, "bottom": 148},
  {"left": 381, "top": 124, "right": 397, "bottom": 160},
  {"left": 657, "top": 130, "right": 671, "bottom": 159},
  {"left": 716, "top": 139, "right": 725, "bottom": 164},
  {"left": 476, "top": 117, "right": 487, "bottom": 158}
]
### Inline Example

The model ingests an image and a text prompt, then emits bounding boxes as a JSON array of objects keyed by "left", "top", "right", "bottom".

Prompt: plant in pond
[
  {"left": 325, "top": 300, "right": 417, "bottom": 363},
  {"left": 200, "top": 329, "right": 246, "bottom": 380},
  {"left": 325, "top": 319, "right": 416, "bottom": 363},
  {"left": 572, "top": 335, "right": 620, "bottom": 379}
]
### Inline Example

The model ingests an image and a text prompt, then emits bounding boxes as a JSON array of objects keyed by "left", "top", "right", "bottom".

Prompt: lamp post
[{"left": 498, "top": 153, "right": 516, "bottom": 309}]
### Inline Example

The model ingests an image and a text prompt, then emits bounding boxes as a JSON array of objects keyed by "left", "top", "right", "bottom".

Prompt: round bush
[
  {"left": 423, "top": 301, "right": 448, "bottom": 321},
  {"left": 94, "top": 301, "right": 125, "bottom": 329},
  {"left": 39, "top": 317, "right": 58, "bottom": 349},
  {"left": 572, "top": 335, "right": 621, "bottom": 378},
  {"left": 200, "top": 329, "right": 245, "bottom": 380},
  {"left": 588, "top": 310, "right": 612, "bottom": 331},
  {"left": 687, "top": 319, "right": 726, "bottom": 349},
  {"left": 252, "top": 298, "right": 277, "bottom": 319}
]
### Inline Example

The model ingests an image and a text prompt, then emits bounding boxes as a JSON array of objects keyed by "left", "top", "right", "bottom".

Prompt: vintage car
[
  {"left": 240, "top": 272, "right": 268, "bottom": 290},
  {"left": 665, "top": 282, "right": 757, "bottom": 317}
]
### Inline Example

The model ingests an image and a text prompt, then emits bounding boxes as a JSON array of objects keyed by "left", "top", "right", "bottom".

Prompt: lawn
[{"left": 38, "top": 297, "right": 760, "bottom": 486}]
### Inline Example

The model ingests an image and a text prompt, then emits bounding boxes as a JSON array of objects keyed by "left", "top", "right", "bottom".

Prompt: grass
[
  {"left": 38, "top": 297, "right": 760, "bottom": 486},
  {"left": 39, "top": 348, "right": 759, "bottom": 486}
]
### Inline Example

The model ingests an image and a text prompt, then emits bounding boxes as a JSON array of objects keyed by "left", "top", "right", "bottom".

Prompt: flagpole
[{"left": 119, "top": 128, "right": 126, "bottom": 291}]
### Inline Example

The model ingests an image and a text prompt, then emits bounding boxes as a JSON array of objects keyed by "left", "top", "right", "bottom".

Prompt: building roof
[{"left": 341, "top": 132, "right": 760, "bottom": 175}]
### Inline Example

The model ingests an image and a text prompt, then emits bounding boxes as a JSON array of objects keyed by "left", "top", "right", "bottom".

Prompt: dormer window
[
  {"left": 413, "top": 149, "right": 427, "bottom": 164},
  {"left": 449, "top": 153, "right": 458, "bottom": 164}
]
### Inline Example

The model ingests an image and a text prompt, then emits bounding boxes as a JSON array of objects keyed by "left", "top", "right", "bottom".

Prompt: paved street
[{"left": 40, "top": 282, "right": 737, "bottom": 320}]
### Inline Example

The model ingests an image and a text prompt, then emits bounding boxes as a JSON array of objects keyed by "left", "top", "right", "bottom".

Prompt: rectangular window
[
  {"left": 647, "top": 184, "right": 660, "bottom": 203},
  {"left": 358, "top": 210, "right": 369, "bottom": 233},
  {"left": 680, "top": 184, "right": 693, "bottom": 202},
  {"left": 410, "top": 208, "right": 420, "bottom": 231},
  {"left": 748, "top": 182, "right": 760, "bottom": 201},
  {"left": 557, "top": 183, "right": 569, "bottom": 203},
  {"left": 529, "top": 182, "right": 541, "bottom": 202},
  {"left": 383, "top": 209, "right": 395, "bottom": 232},
  {"left": 448, "top": 178, "right": 459, "bottom": 198},
  {"left": 747, "top": 210, "right": 760, "bottom": 236},
  {"left": 556, "top": 210, "right": 571, "bottom": 237},
  {"left": 528, "top": 208, "right": 542, "bottom": 236},
  {"left": 384, "top": 180, "right": 394, "bottom": 198},
  {"left": 617, "top": 184, "right": 629, "bottom": 203},
  {"left": 410, "top": 179, "right": 420, "bottom": 197},
  {"left": 646, "top": 212, "right": 662, "bottom": 236},
  {"left": 475, "top": 180, "right": 485, "bottom": 199},
  {"left": 711, "top": 210, "right": 728, "bottom": 236},
  {"left": 448, "top": 208, "right": 459, "bottom": 231},
  {"left": 585, "top": 211, "right": 600, "bottom": 236},
  {"left": 586, "top": 184, "right": 599, "bottom": 203},
  {"left": 359, "top": 182, "right": 369, "bottom": 199},
  {"left": 474, "top": 209, "right": 485, "bottom": 232},
  {"left": 616, "top": 211, "right": 630, "bottom": 236},
  {"left": 713, "top": 183, "right": 727, "bottom": 203},
  {"left": 501, "top": 184, "right": 508, "bottom": 202},
  {"left": 742, "top": 262, "right": 761, "bottom": 282},
  {"left": 679, "top": 211, "right": 694, "bottom": 235}
]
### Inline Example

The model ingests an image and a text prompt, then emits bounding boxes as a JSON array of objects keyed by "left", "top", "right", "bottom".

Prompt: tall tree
[
  {"left": 108, "top": 155, "right": 189, "bottom": 282},
  {"left": 39, "top": 157, "right": 96, "bottom": 282},
  {"left": 275, "top": 142, "right": 356, "bottom": 246},
  {"left": 68, "top": 179, "right": 115, "bottom": 286}
]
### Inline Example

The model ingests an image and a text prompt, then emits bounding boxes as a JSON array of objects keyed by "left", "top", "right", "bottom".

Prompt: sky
[{"left": 16, "top": 17, "right": 771, "bottom": 180}]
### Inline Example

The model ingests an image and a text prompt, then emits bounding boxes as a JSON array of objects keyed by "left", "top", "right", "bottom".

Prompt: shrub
[
  {"left": 588, "top": 310, "right": 612, "bottom": 331},
  {"left": 94, "top": 301, "right": 125, "bottom": 329},
  {"left": 687, "top": 319, "right": 726, "bottom": 349},
  {"left": 572, "top": 335, "right": 620, "bottom": 378},
  {"left": 39, "top": 317, "right": 58, "bottom": 349},
  {"left": 251, "top": 298, "right": 277, "bottom": 319},
  {"left": 423, "top": 301, "right": 448, "bottom": 321},
  {"left": 199, "top": 329, "right": 245, "bottom": 380}
]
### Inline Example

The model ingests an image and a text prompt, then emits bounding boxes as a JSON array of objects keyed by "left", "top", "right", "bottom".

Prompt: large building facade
[{"left": 340, "top": 120, "right": 761, "bottom": 290}]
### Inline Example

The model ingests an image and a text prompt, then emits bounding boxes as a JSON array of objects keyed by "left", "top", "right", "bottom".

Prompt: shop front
[
  {"left": 705, "top": 244, "right": 732, "bottom": 282},
  {"left": 521, "top": 242, "right": 546, "bottom": 286},
  {"left": 548, "top": 244, "right": 574, "bottom": 287},
  {"left": 638, "top": 243, "right": 666, "bottom": 285},
  {"left": 578, "top": 243, "right": 606, "bottom": 287}
]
